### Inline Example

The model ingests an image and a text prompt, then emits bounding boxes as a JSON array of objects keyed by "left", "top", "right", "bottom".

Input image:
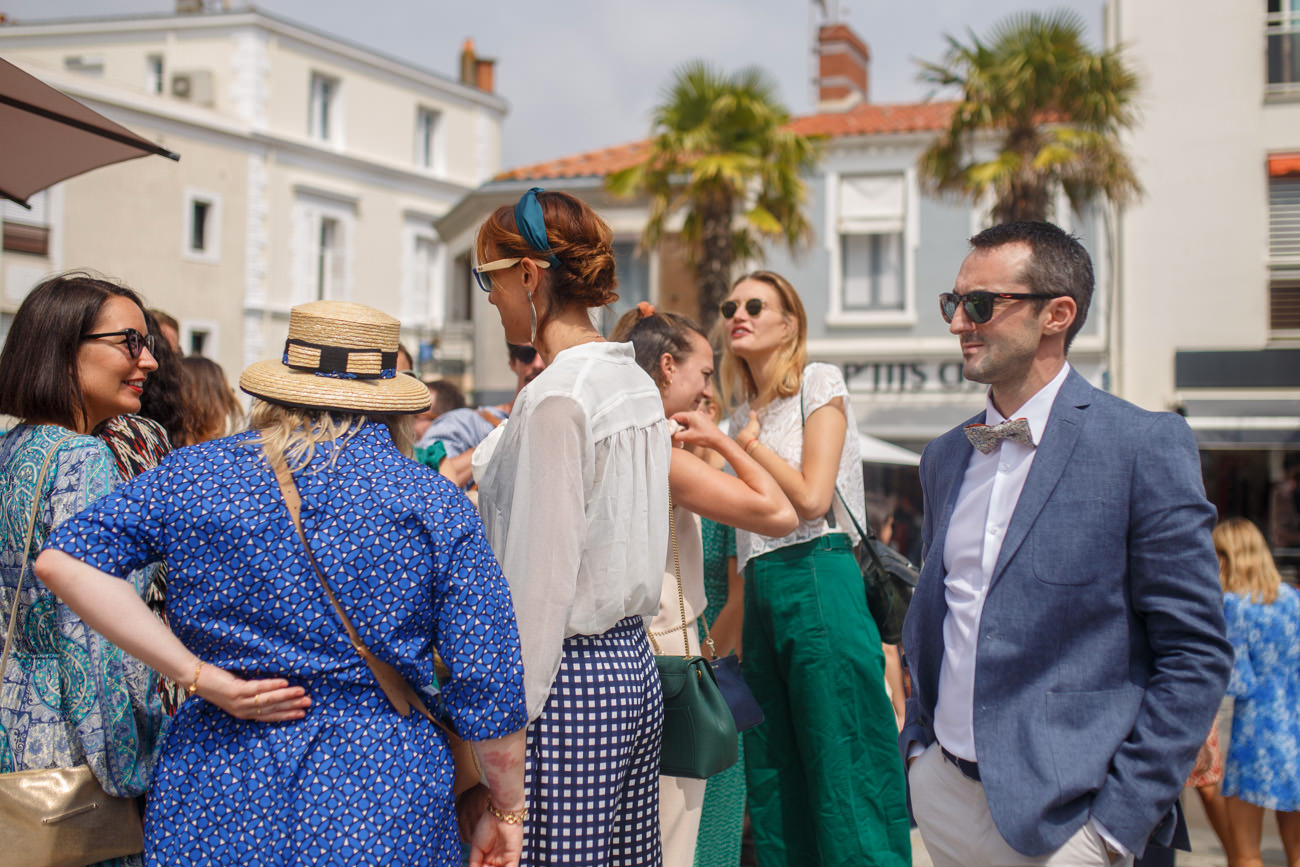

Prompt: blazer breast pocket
[{"left": 1028, "top": 497, "right": 1119, "bottom": 585}]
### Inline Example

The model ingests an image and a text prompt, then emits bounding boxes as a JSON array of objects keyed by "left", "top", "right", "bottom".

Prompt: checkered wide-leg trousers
[{"left": 522, "top": 616, "right": 664, "bottom": 866}]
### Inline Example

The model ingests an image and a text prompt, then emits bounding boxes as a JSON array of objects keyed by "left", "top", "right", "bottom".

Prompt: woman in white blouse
[
  {"left": 613, "top": 305, "right": 797, "bottom": 865},
  {"left": 471, "top": 188, "right": 672, "bottom": 866},
  {"left": 719, "top": 270, "right": 912, "bottom": 866}
]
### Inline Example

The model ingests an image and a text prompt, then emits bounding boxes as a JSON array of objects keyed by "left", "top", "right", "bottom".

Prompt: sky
[{"left": 0, "top": 0, "right": 1104, "bottom": 169}]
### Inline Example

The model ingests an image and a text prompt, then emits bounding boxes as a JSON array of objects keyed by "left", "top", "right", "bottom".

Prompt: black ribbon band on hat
[{"left": 282, "top": 338, "right": 397, "bottom": 380}]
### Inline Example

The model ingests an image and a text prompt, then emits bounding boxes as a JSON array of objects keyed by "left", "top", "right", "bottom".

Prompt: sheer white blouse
[
  {"left": 477, "top": 341, "right": 672, "bottom": 721},
  {"left": 729, "top": 362, "right": 865, "bottom": 571}
]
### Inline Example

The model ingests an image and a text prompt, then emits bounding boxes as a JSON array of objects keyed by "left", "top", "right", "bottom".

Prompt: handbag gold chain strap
[
  {"left": 647, "top": 491, "right": 718, "bottom": 659},
  {"left": 0, "top": 433, "right": 75, "bottom": 761}
]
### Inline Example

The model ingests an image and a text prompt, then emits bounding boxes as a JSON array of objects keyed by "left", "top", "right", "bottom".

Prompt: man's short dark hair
[{"left": 969, "top": 221, "right": 1094, "bottom": 352}]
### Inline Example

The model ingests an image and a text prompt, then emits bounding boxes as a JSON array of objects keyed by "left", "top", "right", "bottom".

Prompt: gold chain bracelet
[{"left": 486, "top": 799, "right": 528, "bottom": 825}]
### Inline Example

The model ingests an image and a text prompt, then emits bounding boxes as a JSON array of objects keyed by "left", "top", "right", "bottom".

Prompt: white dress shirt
[
  {"left": 477, "top": 341, "right": 671, "bottom": 721},
  {"left": 934, "top": 362, "right": 1071, "bottom": 761}
]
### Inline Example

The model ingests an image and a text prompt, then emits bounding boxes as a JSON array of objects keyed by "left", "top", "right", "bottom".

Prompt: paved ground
[{"left": 908, "top": 787, "right": 1288, "bottom": 866}]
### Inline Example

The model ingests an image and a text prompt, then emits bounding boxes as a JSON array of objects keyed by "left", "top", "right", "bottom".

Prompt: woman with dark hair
[
  {"left": 1214, "top": 518, "right": 1300, "bottom": 867},
  {"left": 0, "top": 271, "right": 172, "bottom": 866},
  {"left": 472, "top": 188, "right": 672, "bottom": 865},
  {"left": 612, "top": 304, "right": 796, "bottom": 865},
  {"left": 98, "top": 309, "right": 184, "bottom": 478},
  {"left": 176, "top": 355, "right": 243, "bottom": 446},
  {"left": 718, "top": 270, "right": 910, "bottom": 866},
  {"left": 36, "top": 299, "right": 529, "bottom": 866}
]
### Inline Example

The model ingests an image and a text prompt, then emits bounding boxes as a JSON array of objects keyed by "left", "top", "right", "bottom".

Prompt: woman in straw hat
[
  {"left": 36, "top": 300, "right": 529, "bottom": 867},
  {"left": 470, "top": 188, "right": 672, "bottom": 865}
]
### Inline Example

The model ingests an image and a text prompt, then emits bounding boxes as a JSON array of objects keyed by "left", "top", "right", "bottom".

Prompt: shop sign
[{"left": 842, "top": 360, "right": 984, "bottom": 394}]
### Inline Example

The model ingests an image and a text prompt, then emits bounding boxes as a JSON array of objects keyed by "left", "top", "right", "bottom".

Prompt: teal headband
[{"left": 514, "top": 187, "right": 561, "bottom": 269}]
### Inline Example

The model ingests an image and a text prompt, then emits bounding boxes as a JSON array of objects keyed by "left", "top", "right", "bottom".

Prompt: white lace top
[
  {"left": 477, "top": 341, "right": 671, "bottom": 721},
  {"left": 729, "top": 362, "right": 865, "bottom": 571}
]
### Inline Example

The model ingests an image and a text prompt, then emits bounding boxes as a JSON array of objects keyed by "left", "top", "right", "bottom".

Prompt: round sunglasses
[
  {"left": 81, "top": 328, "right": 155, "bottom": 359},
  {"left": 938, "top": 291, "right": 1059, "bottom": 324},
  {"left": 719, "top": 298, "right": 770, "bottom": 320}
]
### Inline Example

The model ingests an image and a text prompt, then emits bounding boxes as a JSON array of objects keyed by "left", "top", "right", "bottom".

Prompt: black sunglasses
[
  {"left": 938, "top": 291, "right": 1058, "bottom": 325},
  {"left": 509, "top": 345, "right": 538, "bottom": 364},
  {"left": 720, "top": 298, "right": 768, "bottom": 320},
  {"left": 82, "top": 328, "right": 155, "bottom": 359}
]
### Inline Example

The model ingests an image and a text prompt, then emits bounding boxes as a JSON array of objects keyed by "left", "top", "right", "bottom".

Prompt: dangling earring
[{"left": 528, "top": 293, "right": 539, "bottom": 345}]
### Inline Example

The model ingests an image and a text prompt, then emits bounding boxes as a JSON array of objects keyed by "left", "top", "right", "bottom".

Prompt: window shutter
[{"left": 1270, "top": 176, "right": 1300, "bottom": 262}]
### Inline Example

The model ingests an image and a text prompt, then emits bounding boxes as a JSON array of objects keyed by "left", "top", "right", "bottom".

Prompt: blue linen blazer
[{"left": 899, "top": 368, "right": 1232, "bottom": 857}]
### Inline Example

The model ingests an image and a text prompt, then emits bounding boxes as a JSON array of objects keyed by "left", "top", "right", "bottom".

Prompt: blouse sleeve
[
  {"left": 427, "top": 491, "right": 527, "bottom": 740},
  {"left": 801, "top": 363, "right": 850, "bottom": 418},
  {"left": 1222, "top": 594, "right": 1256, "bottom": 699},
  {"left": 498, "top": 394, "right": 591, "bottom": 721},
  {"left": 47, "top": 458, "right": 173, "bottom": 584},
  {"left": 40, "top": 441, "right": 169, "bottom": 797}
]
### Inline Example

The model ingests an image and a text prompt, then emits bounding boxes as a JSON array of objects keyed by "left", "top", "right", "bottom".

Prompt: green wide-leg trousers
[{"left": 742, "top": 534, "right": 912, "bottom": 867}]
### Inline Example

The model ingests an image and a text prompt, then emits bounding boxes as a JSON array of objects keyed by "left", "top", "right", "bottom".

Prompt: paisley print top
[{"left": 0, "top": 424, "right": 170, "bottom": 795}]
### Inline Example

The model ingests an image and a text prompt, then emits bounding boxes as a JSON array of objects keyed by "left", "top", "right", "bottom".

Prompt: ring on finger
[{"left": 254, "top": 693, "right": 263, "bottom": 715}]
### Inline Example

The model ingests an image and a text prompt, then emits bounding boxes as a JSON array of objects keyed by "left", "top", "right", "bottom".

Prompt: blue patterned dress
[
  {"left": 0, "top": 424, "right": 170, "bottom": 867},
  {"left": 1221, "top": 583, "right": 1300, "bottom": 811},
  {"left": 47, "top": 422, "right": 527, "bottom": 866}
]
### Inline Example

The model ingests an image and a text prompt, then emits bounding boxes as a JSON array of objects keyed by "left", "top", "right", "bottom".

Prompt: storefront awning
[
  {"left": 1269, "top": 153, "right": 1300, "bottom": 178},
  {"left": 858, "top": 432, "right": 922, "bottom": 466},
  {"left": 1180, "top": 399, "right": 1300, "bottom": 448}
]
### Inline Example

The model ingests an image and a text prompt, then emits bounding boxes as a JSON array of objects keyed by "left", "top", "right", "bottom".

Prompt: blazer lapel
[{"left": 989, "top": 371, "right": 1093, "bottom": 586}]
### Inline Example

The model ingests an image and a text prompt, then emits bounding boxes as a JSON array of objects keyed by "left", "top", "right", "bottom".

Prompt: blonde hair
[
  {"left": 247, "top": 400, "right": 413, "bottom": 473},
  {"left": 718, "top": 270, "right": 808, "bottom": 406},
  {"left": 1214, "top": 518, "right": 1281, "bottom": 604}
]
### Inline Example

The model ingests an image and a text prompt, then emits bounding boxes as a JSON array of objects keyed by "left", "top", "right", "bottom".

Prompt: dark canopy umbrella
[{"left": 0, "top": 56, "right": 179, "bottom": 208}]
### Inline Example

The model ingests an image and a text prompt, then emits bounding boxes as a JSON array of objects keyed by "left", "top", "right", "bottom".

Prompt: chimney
[
  {"left": 459, "top": 38, "right": 496, "bottom": 93},
  {"left": 817, "top": 23, "right": 869, "bottom": 112}
]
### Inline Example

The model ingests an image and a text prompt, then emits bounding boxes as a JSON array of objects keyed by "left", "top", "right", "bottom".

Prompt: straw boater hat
[{"left": 240, "top": 300, "right": 429, "bottom": 414}]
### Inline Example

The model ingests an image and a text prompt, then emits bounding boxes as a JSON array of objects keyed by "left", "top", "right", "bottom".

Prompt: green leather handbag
[{"left": 650, "top": 495, "right": 738, "bottom": 780}]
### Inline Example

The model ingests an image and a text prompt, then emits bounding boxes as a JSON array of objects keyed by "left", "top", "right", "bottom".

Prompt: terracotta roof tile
[{"left": 494, "top": 101, "right": 957, "bottom": 182}]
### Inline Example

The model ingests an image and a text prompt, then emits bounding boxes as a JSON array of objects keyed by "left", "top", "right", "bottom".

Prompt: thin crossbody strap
[
  {"left": 1, "top": 433, "right": 75, "bottom": 758},
  {"left": 267, "top": 454, "right": 444, "bottom": 729},
  {"left": 647, "top": 491, "right": 694, "bottom": 657},
  {"left": 798, "top": 379, "right": 878, "bottom": 546}
]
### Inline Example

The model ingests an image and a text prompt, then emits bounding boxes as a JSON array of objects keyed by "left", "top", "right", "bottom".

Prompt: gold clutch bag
[{"left": 0, "top": 765, "right": 144, "bottom": 867}]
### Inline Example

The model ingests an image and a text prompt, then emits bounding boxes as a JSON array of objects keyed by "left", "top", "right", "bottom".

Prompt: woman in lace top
[
  {"left": 719, "top": 270, "right": 911, "bottom": 866},
  {"left": 472, "top": 188, "right": 672, "bottom": 866}
]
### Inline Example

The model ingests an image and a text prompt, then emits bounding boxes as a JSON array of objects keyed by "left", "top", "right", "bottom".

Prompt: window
[
  {"left": 831, "top": 172, "right": 915, "bottom": 323},
  {"left": 414, "top": 107, "right": 441, "bottom": 171},
  {"left": 309, "top": 73, "right": 340, "bottom": 143},
  {"left": 1270, "top": 167, "right": 1300, "bottom": 332},
  {"left": 597, "top": 241, "right": 650, "bottom": 336},
  {"left": 292, "top": 191, "right": 354, "bottom": 304},
  {"left": 1268, "top": 0, "right": 1300, "bottom": 94},
  {"left": 63, "top": 55, "right": 103, "bottom": 75},
  {"left": 449, "top": 253, "right": 473, "bottom": 323},
  {"left": 146, "top": 54, "right": 164, "bottom": 94},
  {"left": 2, "top": 191, "right": 50, "bottom": 257},
  {"left": 183, "top": 190, "right": 220, "bottom": 262},
  {"left": 402, "top": 227, "right": 441, "bottom": 327},
  {"left": 181, "top": 321, "right": 218, "bottom": 359},
  {"left": 316, "top": 217, "right": 342, "bottom": 300}
]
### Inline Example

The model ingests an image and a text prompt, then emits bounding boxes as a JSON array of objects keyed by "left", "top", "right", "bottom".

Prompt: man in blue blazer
[{"left": 900, "top": 221, "right": 1231, "bottom": 866}]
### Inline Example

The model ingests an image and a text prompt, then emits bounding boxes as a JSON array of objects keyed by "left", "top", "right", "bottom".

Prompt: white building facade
[
  {"left": 0, "top": 7, "right": 505, "bottom": 386},
  {"left": 1107, "top": 0, "right": 1300, "bottom": 539}
]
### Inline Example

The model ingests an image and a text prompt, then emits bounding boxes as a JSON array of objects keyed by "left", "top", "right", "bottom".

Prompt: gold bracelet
[
  {"left": 744, "top": 438, "right": 761, "bottom": 455},
  {"left": 185, "top": 660, "right": 205, "bottom": 698},
  {"left": 486, "top": 798, "right": 528, "bottom": 825}
]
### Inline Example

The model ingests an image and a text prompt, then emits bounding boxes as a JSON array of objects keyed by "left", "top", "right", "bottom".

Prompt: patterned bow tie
[{"left": 964, "top": 418, "right": 1034, "bottom": 454}]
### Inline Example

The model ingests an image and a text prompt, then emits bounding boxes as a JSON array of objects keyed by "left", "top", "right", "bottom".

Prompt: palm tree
[
  {"left": 917, "top": 10, "right": 1140, "bottom": 224},
  {"left": 607, "top": 62, "right": 822, "bottom": 327}
]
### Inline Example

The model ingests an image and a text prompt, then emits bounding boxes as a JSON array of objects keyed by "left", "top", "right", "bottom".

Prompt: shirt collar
[{"left": 984, "top": 362, "right": 1071, "bottom": 446}]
